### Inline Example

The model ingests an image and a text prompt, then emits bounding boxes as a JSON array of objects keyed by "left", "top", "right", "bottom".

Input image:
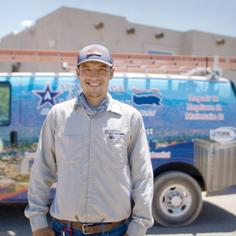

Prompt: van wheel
[{"left": 152, "top": 171, "right": 202, "bottom": 227}]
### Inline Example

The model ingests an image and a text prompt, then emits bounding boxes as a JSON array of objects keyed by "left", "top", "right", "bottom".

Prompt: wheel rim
[{"left": 159, "top": 184, "right": 192, "bottom": 217}]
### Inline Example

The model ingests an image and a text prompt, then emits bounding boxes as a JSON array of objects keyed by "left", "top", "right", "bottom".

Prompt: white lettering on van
[
  {"left": 188, "top": 95, "right": 219, "bottom": 103},
  {"left": 40, "top": 108, "right": 50, "bottom": 116},
  {"left": 109, "top": 85, "right": 125, "bottom": 92},
  {"left": 58, "top": 83, "right": 80, "bottom": 99},
  {"left": 146, "top": 128, "right": 154, "bottom": 136},
  {"left": 150, "top": 151, "right": 171, "bottom": 159},
  {"left": 185, "top": 112, "right": 224, "bottom": 121},
  {"left": 140, "top": 110, "right": 156, "bottom": 117},
  {"left": 185, "top": 95, "right": 224, "bottom": 121},
  {"left": 187, "top": 103, "right": 216, "bottom": 111}
]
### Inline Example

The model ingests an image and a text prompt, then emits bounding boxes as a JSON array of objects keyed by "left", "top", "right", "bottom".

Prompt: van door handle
[{"left": 10, "top": 131, "right": 18, "bottom": 147}]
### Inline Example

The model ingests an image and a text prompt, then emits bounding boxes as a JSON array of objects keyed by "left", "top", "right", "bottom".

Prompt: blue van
[{"left": 0, "top": 72, "right": 236, "bottom": 227}]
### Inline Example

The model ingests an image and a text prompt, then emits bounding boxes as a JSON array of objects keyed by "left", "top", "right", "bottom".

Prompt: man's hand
[{"left": 33, "top": 227, "right": 55, "bottom": 236}]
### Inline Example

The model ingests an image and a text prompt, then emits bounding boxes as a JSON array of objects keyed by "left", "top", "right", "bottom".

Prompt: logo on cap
[{"left": 87, "top": 50, "right": 102, "bottom": 58}]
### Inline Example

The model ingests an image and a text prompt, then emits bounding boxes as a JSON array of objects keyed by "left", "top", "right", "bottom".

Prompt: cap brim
[{"left": 77, "top": 58, "right": 112, "bottom": 67}]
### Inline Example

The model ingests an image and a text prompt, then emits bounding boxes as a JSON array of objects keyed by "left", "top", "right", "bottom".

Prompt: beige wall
[{"left": 184, "top": 31, "right": 236, "bottom": 56}]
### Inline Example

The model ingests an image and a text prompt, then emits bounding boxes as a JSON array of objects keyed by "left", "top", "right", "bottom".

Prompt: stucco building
[{"left": 0, "top": 7, "right": 235, "bottom": 80}]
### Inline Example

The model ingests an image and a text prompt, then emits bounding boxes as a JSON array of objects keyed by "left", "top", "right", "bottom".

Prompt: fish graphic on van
[{"left": 132, "top": 88, "right": 162, "bottom": 107}]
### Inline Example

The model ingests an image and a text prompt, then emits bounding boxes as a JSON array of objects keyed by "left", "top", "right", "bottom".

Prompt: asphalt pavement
[{"left": 0, "top": 187, "right": 235, "bottom": 236}]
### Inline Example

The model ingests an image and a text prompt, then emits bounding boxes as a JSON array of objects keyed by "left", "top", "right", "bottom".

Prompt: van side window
[
  {"left": 150, "top": 79, "right": 168, "bottom": 91},
  {"left": 109, "top": 77, "right": 124, "bottom": 92},
  {"left": 0, "top": 82, "right": 10, "bottom": 126},
  {"left": 214, "top": 81, "right": 235, "bottom": 101},
  {"left": 175, "top": 80, "right": 216, "bottom": 95},
  {"left": 127, "top": 78, "right": 146, "bottom": 91}
]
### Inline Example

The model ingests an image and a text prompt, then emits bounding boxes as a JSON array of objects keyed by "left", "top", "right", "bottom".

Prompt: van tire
[{"left": 152, "top": 171, "right": 202, "bottom": 227}]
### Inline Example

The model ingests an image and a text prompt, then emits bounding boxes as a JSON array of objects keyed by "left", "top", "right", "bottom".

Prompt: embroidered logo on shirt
[{"left": 103, "top": 127, "right": 125, "bottom": 143}]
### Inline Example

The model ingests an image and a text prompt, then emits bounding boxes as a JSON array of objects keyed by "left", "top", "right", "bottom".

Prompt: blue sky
[{"left": 1, "top": 0, "right": 236, "bottom": 39}]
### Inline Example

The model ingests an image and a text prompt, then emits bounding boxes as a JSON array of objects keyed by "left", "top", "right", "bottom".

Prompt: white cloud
[{"left": 21, "top": 20, "right": 34, "bottom": 27}]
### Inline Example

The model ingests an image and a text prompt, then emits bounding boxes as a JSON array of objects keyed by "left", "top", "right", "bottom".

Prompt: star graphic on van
[{"left": 33, "top": 83, "right": 61, "bottom": 109}]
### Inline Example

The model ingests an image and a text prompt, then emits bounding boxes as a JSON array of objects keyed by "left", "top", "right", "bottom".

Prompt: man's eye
[
  {"left": 99, "top": 69, "right": 108, "bottom": 74},
  {"left": 82, "top": 69, "right": 90, "bottom": 73}
]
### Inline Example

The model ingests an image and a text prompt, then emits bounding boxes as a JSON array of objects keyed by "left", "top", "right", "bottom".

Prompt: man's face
[{"left": 76, "top": 61, "right": 114, "bottom": 106}]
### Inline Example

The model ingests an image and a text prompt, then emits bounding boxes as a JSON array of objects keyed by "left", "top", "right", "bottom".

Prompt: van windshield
[{"left": 0, "top": 83, "right": 10, "bottom": 126}]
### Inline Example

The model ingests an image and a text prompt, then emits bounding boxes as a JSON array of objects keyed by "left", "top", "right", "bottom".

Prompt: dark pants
[{"left": 51, "top": 219, "right": 128, "bottom": 236}]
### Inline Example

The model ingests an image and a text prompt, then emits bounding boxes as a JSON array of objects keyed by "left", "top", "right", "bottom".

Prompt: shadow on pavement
[
  {"left": 0, "top": 203, "right": 31, "bottom": 235},
  {"left": 148, "top": 200, "right": 236, "bottom": 235}
]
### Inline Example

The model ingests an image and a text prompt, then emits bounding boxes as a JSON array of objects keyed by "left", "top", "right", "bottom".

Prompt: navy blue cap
[{"left": 77, "top": 44, "right": 113, "bottom": 67}]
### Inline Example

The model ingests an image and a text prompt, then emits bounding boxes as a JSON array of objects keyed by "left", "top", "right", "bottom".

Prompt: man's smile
[{"left": 86, "top": 81, "right": 102, "bottom": 87}]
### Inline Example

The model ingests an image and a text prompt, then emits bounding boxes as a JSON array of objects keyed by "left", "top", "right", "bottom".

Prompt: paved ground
[{"left": 0, "top": 187, "right": 235, "bottom": 236}]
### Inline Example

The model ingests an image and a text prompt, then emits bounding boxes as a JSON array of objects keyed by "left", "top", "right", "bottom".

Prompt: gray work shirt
[{"left": 25, "top": 96, "right": 154, "bottom": 236}]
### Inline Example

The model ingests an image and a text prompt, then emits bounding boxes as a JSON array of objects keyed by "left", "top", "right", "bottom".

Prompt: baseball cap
[{"left": 77, "top": 44, "right": 113, "bottom": 67}]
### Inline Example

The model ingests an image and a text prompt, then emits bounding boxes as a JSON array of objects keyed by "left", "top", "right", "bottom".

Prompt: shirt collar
[
  {"left": 74, "top": 93, "right": 122, "bottom": 115},
  {"left": 107, "top": 94, "right": 123, "bottom": 115}
]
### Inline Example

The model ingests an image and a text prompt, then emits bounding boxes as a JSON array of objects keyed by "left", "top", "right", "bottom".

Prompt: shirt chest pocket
[
  {"left": 56, "top": 134, "right": 88, "bottom": 163},
  {"left": 105, "top": 130, "right": 129, "bottom": 165}
]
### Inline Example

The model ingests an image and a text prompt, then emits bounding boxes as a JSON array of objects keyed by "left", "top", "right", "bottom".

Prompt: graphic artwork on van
[
  {"left": 132, "top": 90, "right": 162, "bottom": 107},
  {"left": 0, "top": 138, "right": 3, "bottom": 153},
  {"left": 33, "top": 83, "right": 61, "bottom": 109}
]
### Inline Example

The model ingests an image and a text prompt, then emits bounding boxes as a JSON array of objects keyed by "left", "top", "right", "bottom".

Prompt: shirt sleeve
[
  {"left": 24, "top": 108, "right": 57, "bottom": 232},
  {"left": 126, "top": 111, "right": 154, "bottom": 236}
]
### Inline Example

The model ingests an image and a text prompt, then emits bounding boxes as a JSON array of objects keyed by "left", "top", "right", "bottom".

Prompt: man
[{"left": 25, "top": 44, "right": 154, "bottom": 236}]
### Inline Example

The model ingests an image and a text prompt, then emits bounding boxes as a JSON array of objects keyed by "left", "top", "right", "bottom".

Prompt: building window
[
  {"left": 147, "top": 49, "right": 174, "bottom": 55},
  {"left": 0, "top": 82, "right": 11, "bottom": 126}
]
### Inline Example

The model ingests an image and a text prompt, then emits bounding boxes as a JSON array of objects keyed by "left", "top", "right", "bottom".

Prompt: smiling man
[{"left": 25, "top": 44, "right": 154, "bottom": 236}]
